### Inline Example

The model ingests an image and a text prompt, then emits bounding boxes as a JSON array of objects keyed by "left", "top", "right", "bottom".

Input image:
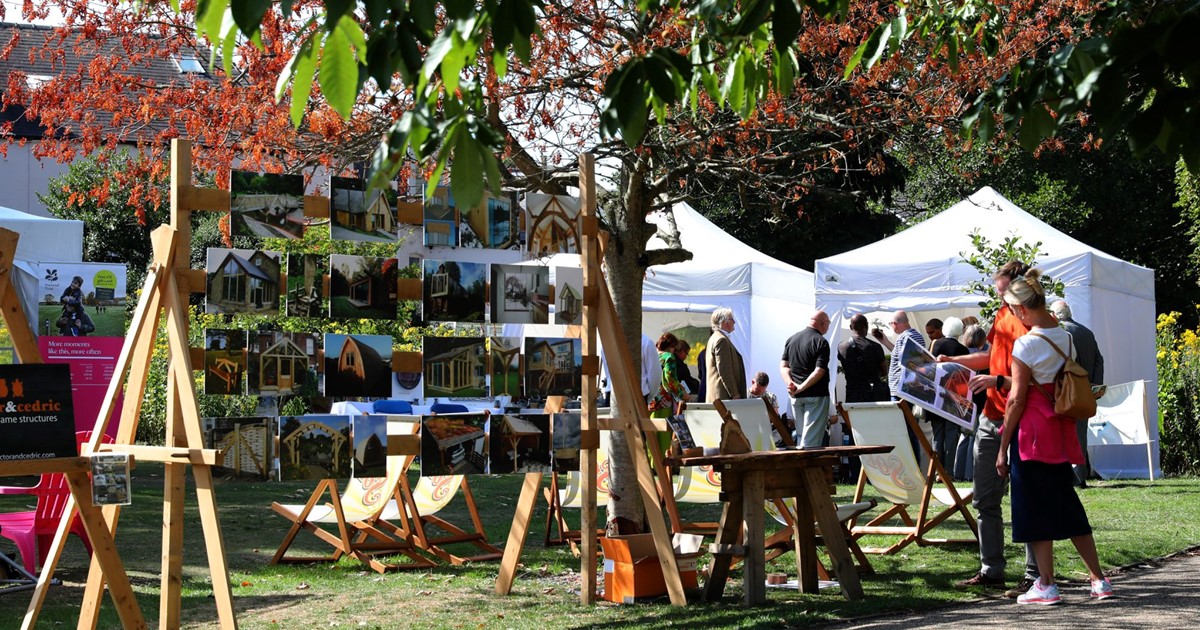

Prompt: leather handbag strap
[{"left": 1026, "top": 331, "right": 1074, "bottom": 405}]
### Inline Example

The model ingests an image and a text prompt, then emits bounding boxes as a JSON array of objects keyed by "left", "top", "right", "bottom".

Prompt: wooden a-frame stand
[
  {"left": 18, "top": 139, "right": 238, "bottom": 629},
  {"left": 494, "top": 155, "right": 687, "bottom": 606}
]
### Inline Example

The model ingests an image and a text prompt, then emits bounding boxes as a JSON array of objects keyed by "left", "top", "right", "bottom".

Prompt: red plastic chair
[{"left": 0, "top": 431, "right": 109, "bottom": 573}]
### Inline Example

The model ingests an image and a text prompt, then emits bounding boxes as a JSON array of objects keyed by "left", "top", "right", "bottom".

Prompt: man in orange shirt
[{"left": 938, "top": 260, "right": 1036, "bottom": 595}]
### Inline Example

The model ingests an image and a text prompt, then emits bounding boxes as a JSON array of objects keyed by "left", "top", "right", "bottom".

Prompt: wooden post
[
  {"left": 0, "top": 228, "right": 42, "bottom": 363},
  {"left": 577, "top": 154, "right": 599, "bottom": 604}
]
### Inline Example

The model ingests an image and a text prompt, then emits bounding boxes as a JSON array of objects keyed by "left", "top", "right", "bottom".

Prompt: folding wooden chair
[
  {"left": 270, "top": 416, "right": 435, "bottom": 572},
  {"left": 839, "top": 401, "right": 978, "bottom": 554},
  {"left": 544, "top": 429, "right": 612, "bottom": 551},
  {"left": 401, "top": 474, "right": 503, "bottom": 565}
]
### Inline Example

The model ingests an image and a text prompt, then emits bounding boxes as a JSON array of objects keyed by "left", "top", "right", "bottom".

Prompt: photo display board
[
  {"left": 330, "top": 176, "right": 399, "bottom": 244},
  {"left": 324, "top": 334, "right": 393, "bottom": 398},
  {"left": 203, "top": 416, "right": 278, "bottom": 480},
  {"left": 204, "top": 329, "right": 247, "bottom": 395},
  {"left": 423, "top": 337, "right": 487, "bottom": 399},
  {"left": 0, "top": 363, "right": 77, "bottom": 461},
  {"left": 329, "top": 254, "right": 399, "bottom": 319}
]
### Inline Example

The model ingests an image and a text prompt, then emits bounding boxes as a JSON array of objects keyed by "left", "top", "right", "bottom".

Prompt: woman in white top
[{"left": 995, "top": 270, "right": 1114, "bottom": 605}]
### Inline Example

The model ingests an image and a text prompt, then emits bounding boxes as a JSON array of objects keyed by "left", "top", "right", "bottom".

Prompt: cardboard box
[{"left": 600, "top": 533, "right": 703, "bottom": 603}]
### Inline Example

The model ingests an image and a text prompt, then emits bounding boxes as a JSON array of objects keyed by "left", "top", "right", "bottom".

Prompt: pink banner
[{"left": 38, "top": 336, "right": 125, "bottom": 438}]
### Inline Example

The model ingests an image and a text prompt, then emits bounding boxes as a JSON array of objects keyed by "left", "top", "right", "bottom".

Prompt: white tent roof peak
[{"left": 646, "top": 202, "right": 793, "bottom": 270}]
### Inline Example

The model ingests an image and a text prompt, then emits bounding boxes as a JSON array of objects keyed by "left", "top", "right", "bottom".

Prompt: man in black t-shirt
[
  {"left": 837, "top": 314, "right": 889, "bottom": 403},
  {"left": 780, "top": 310, "right": 832, "bottom": 448}
]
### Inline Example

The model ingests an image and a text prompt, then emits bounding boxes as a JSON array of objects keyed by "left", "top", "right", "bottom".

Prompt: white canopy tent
[
  {"left": 0, "top": 206, "right": 84, "bottom": 345},
  {"left": 814, "top": 186, "right": 1159, "bottom": 478},
  {"left": 642, "top": 202, "right": 816, "bottom": 406}
]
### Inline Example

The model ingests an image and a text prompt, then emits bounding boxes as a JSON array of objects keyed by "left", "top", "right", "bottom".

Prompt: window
[{"left": 175, "top": 56, "right": 207, "bottom": 74}]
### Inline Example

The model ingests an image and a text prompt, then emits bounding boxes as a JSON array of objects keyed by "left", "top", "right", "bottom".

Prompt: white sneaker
[
  {"left": 1091, "top": 578, "right": 1115, "bottom": 599},
  {"left": 1017, "top": 578, "right": 1062, "bottom": 605}
]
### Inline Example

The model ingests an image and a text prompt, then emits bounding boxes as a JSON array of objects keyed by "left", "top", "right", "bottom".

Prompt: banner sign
[
  {"left": 38, "top": 336, "right": 124, "bottom": 437},
  {"left": 0, "top": 363, "right": 76, "bottom": 461}
]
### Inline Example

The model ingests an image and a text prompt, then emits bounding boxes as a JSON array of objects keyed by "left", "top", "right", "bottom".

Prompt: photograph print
[
  {"left": 526, "top": 193, "right": 581, "bottom": 255},
  {"left": 488, "top": 336, "right": 522, "bottom": 398},
  {"left": 894, "top": 340, "right": 977, "bottom": 430},
  {"left": 330, "top": 176, "right": 399, "bottom": 243},
  {"left": 329, "top": 254, "right": 399, "bottom": 319},
  {"left": 422, "top": 259, "right": 486, "bottom": 323},
  {"left": 37, "top": 262, "right": 127, "bottom": 337},
  {"left": 286, "top": 253, "right": 327, "bottom": 318},
  {"left": 203, "top": 416, "right": 278, "bottom": 480},
  {"left": 423, "top": 336, "right": 488, "bottom": 399},
  {"left": 423, "top": 185, "right": 458, "bottom": 247},
  {"left": 351, "top": 414, "right": 388, "bottom": 478},
  {"left": 489, "top": 414, "right": 551, "bottom": 475},
  {"left": 553, "top": 266, "right": 583, "bottom": 325},
  {"left": 229, "top": 171, "right": 308, "bottom": 240},
  {"left": 491, "top": 264, "right": 549, "bottom": 324},
  {"left": 459, "top": 191, "right": 522, "bottom": 249},
  {"left": 247, "top": 331, "right": 321, "bottom": 397},
  {"left": 420, "top": 413, "right": 489, "bottom": 475},
  {"left": 205, "top": 248, "right": 283, "bottom": 316},
  {"left": 278, "top": 414, "right": 352, "bottom": 480},
  {"left": 524, "top": 337, "right": 583, "bottom": 397},
  {"left": 204, "top": 328, "right": 247, "bottom": 395},
  {"left": 551, "top": 412, "right": 582, "bottom": 472},
  {"left": 324, "top": 333, "right": 393, "bottom": 398}
]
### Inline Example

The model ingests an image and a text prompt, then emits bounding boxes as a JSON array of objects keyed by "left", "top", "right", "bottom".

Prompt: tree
[{"left": 183, "top": 0, "right": 1074, "bottom": 532}]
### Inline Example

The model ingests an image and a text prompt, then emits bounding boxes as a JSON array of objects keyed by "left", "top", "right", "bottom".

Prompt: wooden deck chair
[
  {"left": 840, "top": 402, "right": 978, "bottom": 554},
  {"left": 544, "top": 429, "right": 613, "bottom": 551},
  {"left": 401, "top": 474, "right": 503, "bottom": 565},
  {"left": 669, "top": 399, "right": 779, "bottom": 536},
  {"left": 270, "top": 416, "right": 434, "bottom": 573}
]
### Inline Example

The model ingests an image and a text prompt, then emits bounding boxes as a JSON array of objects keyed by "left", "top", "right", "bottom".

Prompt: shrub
[{"left": 1157, "top": 311, "right": 1200, "bottom": 475}]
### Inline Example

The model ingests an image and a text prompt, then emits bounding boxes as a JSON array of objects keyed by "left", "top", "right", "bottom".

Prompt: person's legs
[
  {"left": 1070, "top": 533, "right": 1105, "bottom": 581},
  {"left": 1030, "top": 540, "right": 1055, "bottom": 585},
  {"left": 954, "top": 429, "right": 974, "bottom": 481},
  {"left": 1073, "top": 418, "right": 1091, "bottom": 486},
  {"left": 795, "top": 397, "right": 830, "bottom": 448},
  {"left": 972, "top": 419, "right": 1007, "bottom": 580}
]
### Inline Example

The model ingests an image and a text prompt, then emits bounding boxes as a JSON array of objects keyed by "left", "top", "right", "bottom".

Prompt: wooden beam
[
  {"left": 96, "top": 444, "right": 224, "bottom": 466},
  {"left": 397, "top": 277, "right": 422, "bottom": 301},
  {"left": 397, "top": 200, "right": 422, "bottom": 225},
  {"left": 393, "top": 351, "right": 422, "bottom": 373},
  {"left": 494, "top": 472, "right": 544, "bottom": 595},
  {"left": 304, "top": 194, "right": 330, "bottom": 219},
  {"left": 180, "top": 185, "right": 230, "bottom": 213},
  {"left": 387, "top": 434, "right": 422, "bottom": 457},
  {"left": 578, "top": 153, "right": 599, "bottom": 606}
]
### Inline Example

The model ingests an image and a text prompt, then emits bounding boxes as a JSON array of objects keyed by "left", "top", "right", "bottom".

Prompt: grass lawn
[
  {"left": 37, "top": 305, "right": 127, "bottom": 337},
  {"left": 330, "top": 296, "right": 395, "bottom": 320},
  {"left": 2, "top": 469, "right": 1198, "bottom": 629}
]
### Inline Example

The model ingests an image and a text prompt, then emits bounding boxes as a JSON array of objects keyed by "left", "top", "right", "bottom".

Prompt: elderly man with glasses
[{"left": 872, "top": 310, "right": 927, "bottom": 396}]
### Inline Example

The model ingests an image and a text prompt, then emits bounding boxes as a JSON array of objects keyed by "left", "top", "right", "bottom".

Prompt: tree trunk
[{"left": 602, "top": 159, "right": 656, "bottom": 534}]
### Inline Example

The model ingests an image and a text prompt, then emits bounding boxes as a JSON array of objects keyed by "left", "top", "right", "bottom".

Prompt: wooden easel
[
  {"left": 21, "top": 139, "right": 238, "bottom": 629},
  {"left": 494, "top": 155, "right": 687, "bottom": 606},
  {"left": 0, "top": 228, "right": 148, "bottom": 628}
]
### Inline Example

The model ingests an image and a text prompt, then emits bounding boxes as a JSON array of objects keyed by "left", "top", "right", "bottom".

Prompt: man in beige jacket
[{"left": 704, "top": 307, "right": 747, "bottom": 402}]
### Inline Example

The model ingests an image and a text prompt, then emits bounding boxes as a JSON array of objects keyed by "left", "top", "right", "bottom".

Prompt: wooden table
[{"left": 665, "top": 445, "right": 892, "bottom": 605}]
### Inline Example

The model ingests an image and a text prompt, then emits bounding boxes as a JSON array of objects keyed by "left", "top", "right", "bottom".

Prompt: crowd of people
[{"left": 641, "top": 258, "right": 1112, "bottom": 605}]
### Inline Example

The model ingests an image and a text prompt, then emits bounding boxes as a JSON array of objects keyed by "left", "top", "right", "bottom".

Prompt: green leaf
[
  {"left": 843, "top": 40, "right": 867, "bottom": 80},
  {"left": 724, "top": 51, "right": 746, "bottom": 113},
  {"left": 363, "top": 0, "right": 388, "bottom": 28},
  {"left": 288, "top": 39, "right": 317, "bottom": 127},
  {"left": 441, "top": 32, "right": 467, "bottom": 94},
  {"left": 772, "top": 0, "right": 802, "bottom": 49},
  {"left": 644, "top": 54, "right": 677, "bottom": 102},
  {"left": 230, "top": 0, "right": 270, "bottom": 39},
  {"left": 411, "top": 1, "right": 436, "bottom": 34},
  {"left": 337, "top": 14, "right": 367, "bottom": 55},
  {"left": 324, "top": 0, "right": 352, "bottom": 29},
  {"left": 1018, "top": 105, "right": 1054, "bottom": 150},
  {"left": 450, "top": 129, "right": 484, "bottom": 209},
  {"left": 492, "top": 50, "right": 509, "bottom": 78},
  {"left": 483, "top": 149, "right": 504, "bottom": 197},
  {"left": 865, "top": 22, "right": 892, "bottom": 69},
  {"left": 774, "top": 47, "right": 795, "bottom": 97},
  {"left": 319, "top": 25, "right": 359, "bottom": 119}
]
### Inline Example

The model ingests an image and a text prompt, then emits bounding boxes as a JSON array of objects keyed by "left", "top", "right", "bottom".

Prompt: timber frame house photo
[
  {"left": 330, "top": 176, "right": 398, "bottom": 243},
  {"left": 524, "top": 337, "right": 583, "bottom": 397},
  {"left": 247, "top": 331, "right": 320, "bottom": 397},
  {"left": 423, "top": 336, "right": 487, "bottom": 398},
  {"left": 421, "top": 259, "right": 486, "bottom": 323},
  {"left": 351, "top": 415, "right": 388, "bottom": 478},
  {"left": 278, "top": 414, "right": 352, "bottom": 480},
  {"left": 525, "top": 193, "right": 581, "bottom": 255},
  {"left": 329, "top": 254, "right": 398, "bottom": 319},
  {"left": 205, "top": 248, "right": 282, "bottom": 315},
  {"left": 420, "top": 414, "right": 489, "bottom": 475},
  {"left": 203, "top": 416, "right": 278, "bottom": 480},
  {"left": 423, "top": 185, "right": 458, "bottom": 247},
  {"left": 554, "top": 266, "right": 583, "bottom": 325},
  {"left": 324, "top": 333, "right": 393, "bottom": 398},
  {"left": 488, "top": 336, "right": 522, "bottom": 398},
  {"left": 204, "top": 328, "right": 248, "bottom": 395}
]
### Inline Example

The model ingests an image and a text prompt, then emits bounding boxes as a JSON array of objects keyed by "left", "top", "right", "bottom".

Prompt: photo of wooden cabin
[
  {"left": 286, "top": 253, "right": 326, "bottom": 318},
  {"left": 489, "top": 414, "right": 551, "bottom": 474},
  {"left": 421, "top": 413, "right": 489, "bottom": 475},
  {"left": 205, "top": 248, "right": 282, "bottom": 315},
  {"left": 329, "top": 254, "right": 398, "bottom": 319},
  {"left": 421, "top": 259, "right": 486, "bottom": 323},
  {"left": 248, "top": 331, "right": 320, "bottom": 397},
  {"left": 278, "top": 414, "right": 352, "bottom": 480},
  {"left": 229, "top": 171, "right": 308, "bottom": 240},
  {"left": 331, "top": 176, "right": 398, "bottom": 243},
  {"left": 524, "top": 337, "right": 583, "bottom": 397},
  {"left": 526, "top": 193, "right": 581, "bottom": 255},
  {"left": 324, "top": 333, "right": 393, "bottom": 398},
  {"left": 352, "top": 414, "right": 388, "bottom": 478},
  {"left": 203, "top": 416, "right": 277, "bottom": 480},
  {"left": 490, "top": 264, "right": 549, "bottom": 324},
  {"left": 423, "top": 336, "right": 487, "bottom": 398},
  {"left": 554, "top": 266, "right": 583, "bottom": 325},
  {"left": 204, "top": 328, "right": 247, "bottom": 395},
  {"left": 460, "top": 190, "right": 522, "bottom": 249}
]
